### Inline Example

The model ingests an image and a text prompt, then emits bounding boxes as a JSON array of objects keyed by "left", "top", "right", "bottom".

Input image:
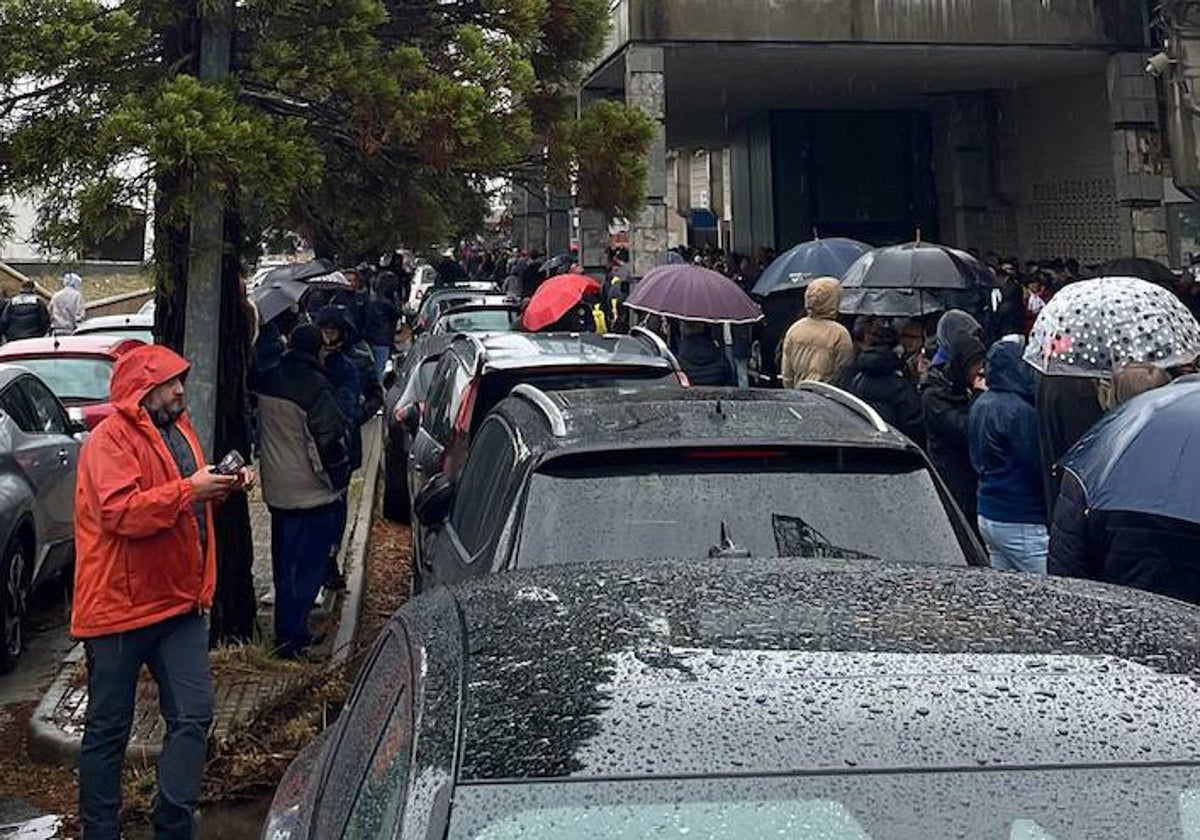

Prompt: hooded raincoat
[
  {"left": 780, "top": 278, "right": 854, "bottom": 386},
  {"left": 71, "top": 345, "right": 215, "bottom": 639}
]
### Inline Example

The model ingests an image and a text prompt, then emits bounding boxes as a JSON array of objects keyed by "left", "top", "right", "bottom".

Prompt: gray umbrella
[
  {"left": 250, "top": 266, "right": 353, "bottom": 323},
  {"left": 1024, "top": 276, "right": 1200, "bottom": 378}
]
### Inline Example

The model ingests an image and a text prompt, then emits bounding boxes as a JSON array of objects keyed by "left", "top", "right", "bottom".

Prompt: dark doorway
[{"left": 770, "top": 111, "right": 938, "bottom": 250}]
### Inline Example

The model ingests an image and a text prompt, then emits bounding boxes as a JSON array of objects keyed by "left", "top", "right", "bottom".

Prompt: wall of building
[{"left": 730, "top": 113, "right": 776, "bottom": 253}]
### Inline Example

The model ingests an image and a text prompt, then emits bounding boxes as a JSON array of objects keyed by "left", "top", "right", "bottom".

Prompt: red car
[{"left": 0, "top": 335, "right": 145, "bottom": 430}]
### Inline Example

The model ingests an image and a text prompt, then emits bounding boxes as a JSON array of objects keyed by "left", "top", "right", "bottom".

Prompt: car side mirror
[{"left": 414, "top": 473, "right": 454, "bottom": 529}]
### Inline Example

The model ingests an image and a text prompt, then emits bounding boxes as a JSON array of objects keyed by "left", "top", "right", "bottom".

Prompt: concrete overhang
[{"left": 589, "top": 44, "right": 1115, "bottom": 148}]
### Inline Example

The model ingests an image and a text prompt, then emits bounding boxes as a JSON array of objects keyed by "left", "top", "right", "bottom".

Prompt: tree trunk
[{"left": 152, "top": 2, "right": 259, "bottom": 645}]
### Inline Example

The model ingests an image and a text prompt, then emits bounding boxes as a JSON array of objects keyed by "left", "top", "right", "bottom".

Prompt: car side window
[
  {"left": 0, "top": 385, "right": 36, "bottom": 434},
  {"left": 427, "top": 357, "right": 472, "bottom": 446},
  {"left": 421, "top": 354, "right": 458, "bottom": 441},
  {"left": 449, "top": 418, "right": 517, "bottom": 560},
  {"left": 19, "top": 377, "right": 68, "bottom": 435},
  {"left": 315, "top": 626, "right": 412, "bottom": 838}
]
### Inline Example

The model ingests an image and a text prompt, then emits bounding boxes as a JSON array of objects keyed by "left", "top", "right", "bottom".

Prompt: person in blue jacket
[{"left": 968, "top": 339, "right": 1047, "bottom": 573}]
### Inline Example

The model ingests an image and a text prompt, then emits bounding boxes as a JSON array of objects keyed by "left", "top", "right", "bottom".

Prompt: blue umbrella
[
  {"left": 1061, "top": 378, "right": 1200, "bottom": 525},
  {"left": 752, "top": 237, "right": 870, "bottom": 297}
]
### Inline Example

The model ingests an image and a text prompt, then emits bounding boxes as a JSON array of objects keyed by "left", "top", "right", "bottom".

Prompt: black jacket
[
  {"left": 676, "top": 334, "right": 735, "bottom": 387},
  {"left": 2, "top": 292, "right": 50, "bottom": 340},
  {"left": 920, "top": 335, "right": 984, "bottom": 526},
  {"left": 1036, "top": 375, "right": 1104, "bottom": 518},
  {"left": 1049, "top": 471, "right": 1200, "bottom": 606},
  {"left": 842, "top": 347, "right": 925, "bottom": 446},
  {"left": 363, "top": 290, "right": 400, "bottom": 347}
]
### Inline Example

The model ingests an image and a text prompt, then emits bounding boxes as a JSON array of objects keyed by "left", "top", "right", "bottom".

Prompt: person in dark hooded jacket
[
  {"left": 841, "top": 321, "right": 925, "bottom": 446},
  {"left": 969, "top": 340, "right": 1047, "bottom": 573},
  {"left": 363, "top": 271, "right": 401, "bottom": 378},
  {"left": 921, "top": 329, "right": 986, "bottom": 528},
  {"left": 675, "top": 321, "right": 735, "bottom": 386}
]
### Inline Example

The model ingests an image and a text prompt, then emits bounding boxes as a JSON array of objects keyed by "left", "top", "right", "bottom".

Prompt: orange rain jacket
[{"left": 71, "top": 345, "right": 216, "bottom": 639}]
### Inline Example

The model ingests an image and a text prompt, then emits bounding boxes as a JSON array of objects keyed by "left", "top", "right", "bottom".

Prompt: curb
[
  {"left": 26, "top": 417, "right": 383, "bottom": 766},
  {"left": 331, "top": 417, "right": 382, "bottom": 665},
  {"left": 26, "top": 643, "right": 85, "bottom": 766}
]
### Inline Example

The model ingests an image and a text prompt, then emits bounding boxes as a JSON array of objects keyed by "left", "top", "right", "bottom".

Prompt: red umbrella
[{"left": 521, "top": 274, "right": 602, "bottom": 331}]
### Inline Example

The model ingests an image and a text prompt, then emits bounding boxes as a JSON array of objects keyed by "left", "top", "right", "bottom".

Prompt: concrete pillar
[
  {"left": 578, "top": 87, "right": 614, "bottom": 277},
  {"left": 546, "top": 186, "right": 572, "bottom": 256},
  {"left": 1108, "top": 54, "right": 1168, "bottom": 263},
  {"left": 512, "top": 180, "right": 547, "bottom": 256},
  {"left": 933, "top": 95, "right": 990, "bottom": 251},
  {"left": 626, "top": 46, "right": 668, "bottom": 276}
]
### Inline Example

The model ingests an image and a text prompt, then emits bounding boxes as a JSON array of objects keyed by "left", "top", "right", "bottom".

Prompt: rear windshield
[
  {"left": 516, "top": 449, "right": 966, "bottom": 568},
  {"left": 14, "top": 357, "right": 115, "bottom": 402},
  {"left": 438, "top": 309, "right": 519, "bottom": 334},
  {"left": 449, "top": 767, "right": 1200, "bottom": 839}
]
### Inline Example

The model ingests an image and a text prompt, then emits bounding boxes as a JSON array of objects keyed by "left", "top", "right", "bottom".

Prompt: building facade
[{"left": 576, "top": 0, "right": 1175, "bottom": 275}]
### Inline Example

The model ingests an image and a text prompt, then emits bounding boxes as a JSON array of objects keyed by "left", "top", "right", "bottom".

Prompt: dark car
[
  {"left": 406, "top": 328, "right": 684, "bottom": 515},
  {"left": 413, "top": 287, "right": 504, "bottom": 334},
  {"left": 266, "top": 557, "right": 1200, "bottom": 838},
  {"left": 382, "top": 335, "right": 455, "bottom": 523},
  {"left": 412, "top": 384, "right": 983, "bottom": 591}
]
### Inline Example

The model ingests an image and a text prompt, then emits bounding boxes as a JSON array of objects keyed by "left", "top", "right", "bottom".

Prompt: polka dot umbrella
[{"left": 1024, "top": 276, "right": 1200, "bottom": 378}]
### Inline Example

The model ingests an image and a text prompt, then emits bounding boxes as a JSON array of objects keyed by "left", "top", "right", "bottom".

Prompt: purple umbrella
[{"left": 626, "top": 264, "right": 762, "bottom": 324}]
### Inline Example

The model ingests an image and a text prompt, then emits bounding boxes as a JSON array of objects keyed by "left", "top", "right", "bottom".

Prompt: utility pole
[{"left": 184, "top": 0, "right": 235, "bottom": 457}]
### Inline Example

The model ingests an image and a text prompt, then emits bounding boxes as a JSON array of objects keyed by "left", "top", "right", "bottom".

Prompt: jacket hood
[
  {"left": 804, "top": 278, "right": 841, "bottom": 320},
  {"left": 936, "top": 309, "right": 981, "bottom": 353},
  {"left": 62, "top": 273, "right": 83, "bottom": 290},
  {"left": 984, "top": 339, "right": 1035, "bottom": 400},
  {"left": 946, "top": 333, "right": 986, "bottom": 391},
  {"left": 110, "top": 345, "right": 190, "bottom": 416}
]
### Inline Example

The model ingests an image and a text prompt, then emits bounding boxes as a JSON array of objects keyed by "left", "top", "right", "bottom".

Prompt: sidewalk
[{"left": 26, "top": 419, "right": 381, "bottom": 767}]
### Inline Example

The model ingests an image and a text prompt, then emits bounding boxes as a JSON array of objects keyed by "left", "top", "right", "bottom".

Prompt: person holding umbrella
[
  {"left": 1049, "top": 376, "right": 1200, "bottom": 605},
  {"left": 675, "top": 321, "right": 735, "bottom": 386},
  {"left": 780, "top": 278, "right": 853, "bottom": 387}
]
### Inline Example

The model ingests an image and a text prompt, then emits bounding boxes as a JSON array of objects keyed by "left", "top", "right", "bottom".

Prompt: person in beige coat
[{"left": 781, "top": 277, "right": 854, "bottom": 387}]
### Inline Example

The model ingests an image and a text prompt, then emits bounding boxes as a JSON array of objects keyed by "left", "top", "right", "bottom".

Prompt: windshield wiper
[{"left": 708, "top": 521, "right": 751, "bottom": 559}]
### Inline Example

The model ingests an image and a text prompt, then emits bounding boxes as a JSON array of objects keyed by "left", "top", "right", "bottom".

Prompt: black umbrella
[
  {"left": 839, "top": 241, "right": 993, "bottom": 317},
  {"left": 1100, "top": 257, "right": 1177, "bottom": 288},
  {"left": 250, "top": 262, "right": 353, "bottom": 323},
  {"left": 259, "top": 258, "right": 337, "bottom": 287}
]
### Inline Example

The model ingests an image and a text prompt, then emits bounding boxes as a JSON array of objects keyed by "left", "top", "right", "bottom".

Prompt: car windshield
[
  {"left": 76, "top": 327, "right": 153, "bottom": 344},
  {"left": 438, "top": 309, "right": 519, "bottom": 333},
  {"left": 12, "top": 357, "right": 115, "bottom": 402},
  {"left": 517, "top": 450, "right": 966, "bottom": 567},
  {"left": 448, "top": 768, "right": 1200, "bottom": 838}
]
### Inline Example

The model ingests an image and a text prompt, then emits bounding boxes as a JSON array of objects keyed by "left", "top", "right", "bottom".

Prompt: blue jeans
[
  {"left": 978, "top": 516, "right": 1048, "bottom": 574},
  {"left": 80, "top": 612, "right": 213, "bottom": 840},
  {"left": 271, "top": 502, "right": 342, "bottom": 657},
  {"left": 370, "top": 345, "right": 391, "bottom": 381}
]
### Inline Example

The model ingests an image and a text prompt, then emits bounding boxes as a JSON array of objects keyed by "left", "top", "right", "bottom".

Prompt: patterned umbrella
[
  {"left": 1024, "top": 276, "right": 1200, "bottom": 378},
  {"left": 626, "top": 264, "right": 762, "bottom": 324}
]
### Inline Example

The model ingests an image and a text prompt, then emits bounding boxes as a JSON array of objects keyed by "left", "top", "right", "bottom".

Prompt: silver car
[{"left": 0, "top": 365, "right": 83, "bottom": 673}]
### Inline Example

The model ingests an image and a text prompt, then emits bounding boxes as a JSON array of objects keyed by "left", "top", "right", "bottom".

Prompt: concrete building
[{"left": 578, "top": 1, "right": 1178, "bottom": 275}]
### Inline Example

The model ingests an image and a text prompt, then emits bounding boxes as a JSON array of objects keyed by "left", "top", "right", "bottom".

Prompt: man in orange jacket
[{"left": 72, "top": 344, "right": 254, "bottom": 839}]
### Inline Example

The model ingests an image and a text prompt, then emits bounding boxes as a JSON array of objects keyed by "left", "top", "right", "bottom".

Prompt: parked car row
[{"left": 270, "top": 272, "right": 1200, "bottom": 836}]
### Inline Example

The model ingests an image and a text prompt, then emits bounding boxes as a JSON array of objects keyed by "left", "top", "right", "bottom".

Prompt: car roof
[
  {"left": 0, "top": 334, "right": 144, "bottom": 357},
  {"left": 463, "top": 332, "right": 673, "bottom": 373},
  {"left": 405, "top": 558, "right": 1200, "bottom": 784},
  {"left": 74, "top": 313, "right": 154, "bottom": 330},
  {"left": 493, "top": 385, "right": 906, "bottom": 454}
]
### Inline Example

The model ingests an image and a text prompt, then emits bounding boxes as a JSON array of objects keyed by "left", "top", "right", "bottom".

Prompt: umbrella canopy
[
  {"left": 839, "top": 242, "right": 993, "bottom": 317},
  {"left": 250, "top": 265, "right": 353, "bottom": 324},
  {"left": 1024, "top": 276, "right": 1200, "bottom": 378},
  {"left": 752, "top": 237, "right": 871, "bottom": 297},
  {"left": 1100, "top": 257, "right": 1177, "bottom": 288},
  {"left": 521, "top": 274, "right": 601, "bottom": 332},
  {"left": 1061, "top": 378, "right": 1200, "bottom": 525},
  {"left": 625, "top": 264, "right": 762, "bottom": 324},
  {"left": 258, "top": 258, "right": 337, "bottom": 288}
]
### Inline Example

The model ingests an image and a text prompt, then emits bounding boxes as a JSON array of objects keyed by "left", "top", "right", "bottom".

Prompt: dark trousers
[
  {"left": 79, "top": 612, "right": 213, "bottom": 840},
  {"left": 271, "top": 502, "right": 342, "bottom": 657}
]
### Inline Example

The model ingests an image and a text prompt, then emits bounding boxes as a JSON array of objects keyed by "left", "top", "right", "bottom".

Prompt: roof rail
[
  {"left": 510, "top": 384, "right": 568, "bottom": 437},
  {"left": 795, "top": 380, "right": 889, "bottom": 433},
  {"left": 629, "top": 325, "right": 682, "bottom": 371}
]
